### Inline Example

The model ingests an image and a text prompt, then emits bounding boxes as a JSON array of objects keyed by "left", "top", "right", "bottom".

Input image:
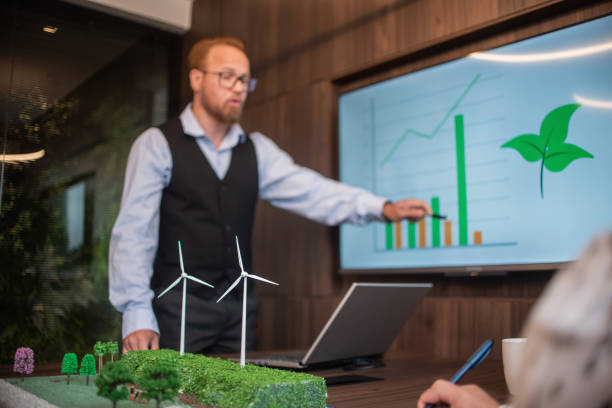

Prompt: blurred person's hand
[
  {"left": 383, "top": 198, "right": 432, "bottom": 222},
  {"left": 417, "top": 379, "right": 499, "bottom": 408},
  {"left": 122, "top": 329, "right": 159, "bottom": 353}
]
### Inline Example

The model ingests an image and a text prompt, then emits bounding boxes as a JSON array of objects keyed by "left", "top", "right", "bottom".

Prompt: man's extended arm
[
  {"left": 108, "top": 128, "right": 171, "bottom": 351},
  {"left": 251, "top": 132, "right": 430, "bottom": 224}
]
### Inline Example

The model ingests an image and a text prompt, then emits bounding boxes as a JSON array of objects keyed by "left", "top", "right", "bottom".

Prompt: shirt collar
[{"left": 179, "top": 103, "right": 247, "bottom": 149}]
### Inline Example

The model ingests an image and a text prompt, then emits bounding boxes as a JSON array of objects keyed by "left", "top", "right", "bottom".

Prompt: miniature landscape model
[
  {"left": 2, "top": 238, "right": 327, "bottom": 407},
  {"left": 4, "top": 346, "right": 326, "bottom": 408}
]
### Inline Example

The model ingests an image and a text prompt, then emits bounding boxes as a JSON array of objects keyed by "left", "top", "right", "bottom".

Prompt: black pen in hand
[{"left": 425, "top": 339, "right": 494, "bottom": 408}]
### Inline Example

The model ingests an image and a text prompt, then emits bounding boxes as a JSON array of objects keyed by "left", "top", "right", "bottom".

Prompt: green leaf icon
[
  {"left": 540, "top": 103, "right": 580, "bottom": 147},
  {"left": 545, "top": 143, "right": 594, "bottom": 172},
  {"left": 501, "top": 104, "right": 594, "bottom": 198},
  {"left": 501, "top": 133, "right": 544, "bottom": 162}
]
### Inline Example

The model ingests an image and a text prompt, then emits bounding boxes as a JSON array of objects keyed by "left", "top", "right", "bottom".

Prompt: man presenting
[{"left": 109, "top": 37, "right": 431, "bottom": 354}]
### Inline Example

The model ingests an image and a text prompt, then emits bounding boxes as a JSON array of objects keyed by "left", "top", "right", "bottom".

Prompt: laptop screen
[{"left": 303, "top": 283, "right": 432, "bottom": 365}]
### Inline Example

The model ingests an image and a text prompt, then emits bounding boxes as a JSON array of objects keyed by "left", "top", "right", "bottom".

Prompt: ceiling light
[
  {"left": 43, "top": 26, "right": 58, "bottom": 34},
  {"left": 468, "top": 40, "right": 612, "bottom": 63},
  {"left": 573, "top": 94, "right": 612, "bottom": 109},
  {"left": 0, "top": 149, "right": 46, "bottom": 164}
]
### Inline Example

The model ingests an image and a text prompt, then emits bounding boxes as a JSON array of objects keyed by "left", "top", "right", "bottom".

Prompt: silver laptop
[{"left": 245, "top": 282, "right": 432, "bottom": 369}]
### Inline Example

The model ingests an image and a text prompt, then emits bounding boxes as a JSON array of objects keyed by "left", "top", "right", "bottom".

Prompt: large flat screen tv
[{"left": 338, "top": 15, "right": 612, "bottom": 273}]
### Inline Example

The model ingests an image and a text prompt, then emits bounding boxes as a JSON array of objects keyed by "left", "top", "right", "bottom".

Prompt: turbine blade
[
  {"left": 235, "top": 236, "right": 245, "bottom": 272},
  {"left": 217, "top": 276, "right": 242, "bottom": 303},
  {"left": 158, "top": 276, "right": 182, "bottom": 298},
  {"left": 186, "top": 274, "right": 214, "bottom": 288},
  {"left": 178, "top": 241, "right": 185, "bottom": 274},
  {"left": 246, "top": 273, "right": 279, "bottom": 286}
]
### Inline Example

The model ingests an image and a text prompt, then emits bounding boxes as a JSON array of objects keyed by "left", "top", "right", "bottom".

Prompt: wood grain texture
[
  {"left": 184, "top": 0, "right": 612, "bottom": 360},
  {"left": 314, "top": 354, "right": 510, "bottom": 407}
]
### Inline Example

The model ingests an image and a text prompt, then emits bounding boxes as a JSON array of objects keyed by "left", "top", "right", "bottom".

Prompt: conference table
[
  {"left": 0, "top": 352, "right": 510, "bottom": 407},
  {"left": 310, "top": 352, "right": 510, "bottom": 407}
]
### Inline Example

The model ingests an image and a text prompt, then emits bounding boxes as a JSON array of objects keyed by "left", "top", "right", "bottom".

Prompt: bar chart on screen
[
  {"left": 338, "top": 14, "right": 612, "bottom": 270},
  {"left": 375, "top": 73, "right": 517, "bottom": 253}
]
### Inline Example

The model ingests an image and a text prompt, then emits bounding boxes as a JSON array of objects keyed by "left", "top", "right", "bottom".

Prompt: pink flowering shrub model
[{"left": 13, "top": 347, "right": 35, "bottom": 381}]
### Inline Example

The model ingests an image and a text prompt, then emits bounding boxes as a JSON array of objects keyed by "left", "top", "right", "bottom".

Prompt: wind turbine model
[
  {"left": 217, "top": 236, "right": 279, "bottom": 368},
  {"left": 158, "top": 240, "right": 214, "bottom": 356}
]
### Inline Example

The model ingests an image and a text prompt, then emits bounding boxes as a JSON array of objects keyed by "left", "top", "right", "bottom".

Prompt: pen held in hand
[
  {"left": 429, "top": 213, "right": 447, "bottom": 220},
  {"left": 424, "top": 339, "right": 494, "bottom": 408}
]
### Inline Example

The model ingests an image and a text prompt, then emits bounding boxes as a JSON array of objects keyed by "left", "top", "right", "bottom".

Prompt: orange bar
[
  {"left": 444, "top": 221, "right": 452, "bottom": 246},
  {"left": 474, "top": 231, "right": 482, "bottom": 245},
  {"left": 395, "top": 222, "right": 402, "bottom": 249},
  {"left": 419, "top": 219, "right": 426, "bottom": 248}
]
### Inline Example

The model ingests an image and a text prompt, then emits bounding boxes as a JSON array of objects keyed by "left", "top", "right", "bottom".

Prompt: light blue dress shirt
[{"left": 109, "top": 104, "right": 388, "bottom": 339}]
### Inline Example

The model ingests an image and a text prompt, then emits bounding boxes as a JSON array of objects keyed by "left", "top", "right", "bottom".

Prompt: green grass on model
[
  {"left": 4, "top": 375, "right": 190, "bottom": 408},
  {"left": 121, "top": 349, "right": 327, "bottom": 408}
]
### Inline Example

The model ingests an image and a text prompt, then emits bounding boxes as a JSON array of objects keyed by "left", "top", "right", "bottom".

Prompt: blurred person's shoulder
[{"left": 527, "top": 232, "right": 612, "bottom": 339}]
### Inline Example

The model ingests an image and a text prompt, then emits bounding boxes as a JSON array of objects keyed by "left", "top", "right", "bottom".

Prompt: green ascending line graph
[
  {"left": 379, "top": 74, "right": 476, "bottom": 249},
  {"left": 380, "top": 73, "right": 481, "bottom": 166}
]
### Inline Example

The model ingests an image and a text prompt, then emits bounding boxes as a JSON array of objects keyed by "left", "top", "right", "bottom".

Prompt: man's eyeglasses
[{"left": 198, "top": 69, "right": 257, "bottom": 93}]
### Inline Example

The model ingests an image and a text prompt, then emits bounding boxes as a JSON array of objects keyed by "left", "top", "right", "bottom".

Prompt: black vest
[{"left": 151, "top": 118, "right": 259, "bottom": 299}]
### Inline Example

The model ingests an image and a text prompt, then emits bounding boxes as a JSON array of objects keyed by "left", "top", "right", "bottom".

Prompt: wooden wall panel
[
  {"left": 184, "top": 0, "right": 612, "bottom": 360},
  {"left": 245, "top": 82, "right": 341, "bottom": 300},
  {"left": 180, "top": 0, "right": 222, "bottom": 109}
]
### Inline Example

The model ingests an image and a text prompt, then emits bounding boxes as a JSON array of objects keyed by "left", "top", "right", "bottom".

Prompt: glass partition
[{"left": 0, "top": 0, "right": 179, "bottom": 363}]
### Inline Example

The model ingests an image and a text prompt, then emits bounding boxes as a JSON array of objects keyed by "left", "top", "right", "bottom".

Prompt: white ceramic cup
[{"left": 502, "top": 338, "right": 527, "bottom": 395}]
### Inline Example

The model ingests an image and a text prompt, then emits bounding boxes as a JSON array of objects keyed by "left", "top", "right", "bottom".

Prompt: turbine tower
[
  {"left": 217, "top": 236, "right": 278, "bottom": 367},
  {"left": 158, "top": 241, "right": 214, "bottom": 355}
]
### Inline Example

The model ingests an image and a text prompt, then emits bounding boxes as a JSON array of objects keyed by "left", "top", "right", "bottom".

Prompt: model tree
[
  {"left": 94, "top": 341, "right": 106, "bottom": 371},
  {"left": 107, "top": 340, "right": 119, "bottom": 362},
  {"left": 139, "top": 359, "right": 180, "bottom": 408},
  {"left": 13, "top": 347, "right": 35, "bottom": 382},
  {"left": 80, "top": 353, "right": 97, "bottom": 385},
  {"left": 95, "top": 361, "right": 134, "bottom": 408},
  {"left": 61, "top": 352, "right": 78, "bottom": 384}
]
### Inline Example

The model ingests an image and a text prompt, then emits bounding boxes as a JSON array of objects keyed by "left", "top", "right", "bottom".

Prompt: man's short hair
[{"left": 188, "top": 37, "right": 246, "bottom": 70}]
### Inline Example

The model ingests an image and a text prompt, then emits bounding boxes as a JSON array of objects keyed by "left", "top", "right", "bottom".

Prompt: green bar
[
  {"left": 385, "top": 223, "right": 393, "bottom": 250},
  {"left": 431, "top": 197, "right": 440, "bottom": 247},
  {"left": 408, "top": 222, "right": 416, "bottom": 248},
  {"left": 455, "top": 114, "right": 468, "bottom": 246}
]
